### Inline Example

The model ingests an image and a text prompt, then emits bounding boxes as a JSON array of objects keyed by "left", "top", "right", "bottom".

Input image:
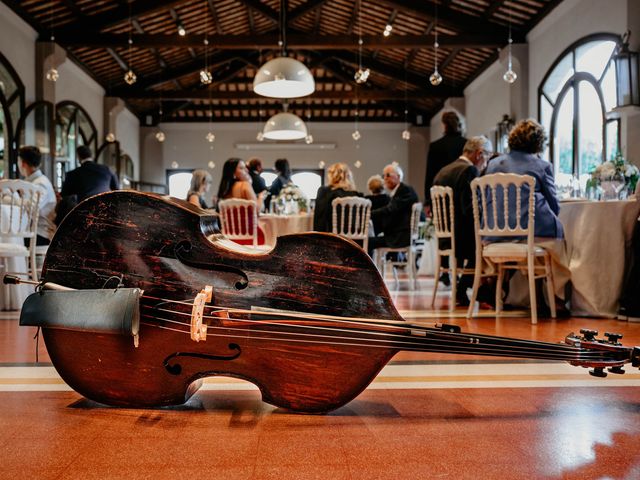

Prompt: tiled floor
[{"left": 2, "top": 277, "right": 640, "bottom": 479}]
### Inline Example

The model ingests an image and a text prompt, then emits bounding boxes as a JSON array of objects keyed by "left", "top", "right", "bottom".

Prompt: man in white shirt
[{"left": 18, "top": 146, "right": 57, "bottom": 245}]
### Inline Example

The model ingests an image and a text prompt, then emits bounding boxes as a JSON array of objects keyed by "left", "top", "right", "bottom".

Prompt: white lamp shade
[
  {"left": 263, "top": 112, "right": 308, "bottom": 140},
  {"left": 253, "top": 57, "right": 315, "bottom": 98}
]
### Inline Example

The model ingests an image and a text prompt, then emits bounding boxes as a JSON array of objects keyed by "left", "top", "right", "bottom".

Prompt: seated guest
[
  {"left": 247, "top": 157, "right": 267, "bottom": 196},
  {"left": 368, "top": 163, "right": 419, "bottom": 256},
  {"left": 217, "top": 158, "right": 264, "bottom": 209},
  {"left": 433, "top": 136, "right": 493, "bottom": 305},
  {"left": 485, "top": 119, "right": 563, "bottom": 239},
  {"left": 186, "top": 169, "right": 212, "bottom": 209},
  {"left": 313, "top": 162, "right": 362, "bottom": 232},
  {"left": 266, "top": 158, "right": 292, "bottom": 211},
  {"left": 61, "top": 146, "right": 119, "bottom": 203},
  {"left": 17, "top": 146, "right": 56, "bottom": 245},
  {"left": 365, "top": 174, "right": 389, "bottom": 236}
]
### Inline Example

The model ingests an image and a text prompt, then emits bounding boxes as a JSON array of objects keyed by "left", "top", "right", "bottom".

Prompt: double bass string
[
  {"left": 138, "top": 301, "right": 607, "bottom": 359},
  {"left": 138, "top": 305, "right": 612, "bottom": 362}
]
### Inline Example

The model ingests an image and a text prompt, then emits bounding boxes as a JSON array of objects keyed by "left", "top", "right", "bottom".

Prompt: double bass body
[{"left": 41, "top": 191, "right": 401, "bottom": 412}]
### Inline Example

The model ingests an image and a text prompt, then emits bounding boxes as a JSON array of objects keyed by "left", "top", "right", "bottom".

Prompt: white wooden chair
[
  {"left": 374, "top": 202, "right": 423, "bottom": 290},
  {"left": 217, "top": 199, "right": 259, "bottom": 247},
  {"left": 0, "top": 180, "right": 41, "bottom": 283},
  {"left": 430, "top": 186, "right": 477, "bottom": 311},
  {"left": 466, "top": 173, "right": 556, "bottom": 324},
  {"left": 331, "top": 196, "right": 372, "bottom": 252}
]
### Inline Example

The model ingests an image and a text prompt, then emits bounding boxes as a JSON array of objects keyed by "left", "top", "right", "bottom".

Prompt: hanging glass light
[
  {"left": 354, "top": 68, "right": 370, "bottom": 84},
  {"left": 430, "top": 4, "right": 442, "bottom": 86},
  {"left": 503, "top": 7, "right": 517, "bottom": 84},
  {"left": 46, "top": 67, "right": 59, "bottom": 82},
  {"left": 402, "top": 129, "right": 411, "bottom": 140},
  {"left": 353, "top": 4, "right": 369, "bottom": 85},
  {"left": 155, "top": 131, "right": 166, "bottom": 142},
  {"left": 352, "top": 130, "right": 361, "bottom": 141},
  {"left": 256, "top": 131, "right": 265, "bottom": 142},
  {"left": 318, "top": 161, "right": 325, "bottom": 168},
  {"left": 208, "top": 161, "right": 215, "bottom": 169},
  {"left": 305, "top": 134, "right": 314, "bottom": 144},
  {"left": 124, "top": 70, "right": 137, "bottom": 85},
  {"left": 171, "top": 161, "right": 179, "bottom": 169},
  {"left": 106, "top": 133, "right": 116, "bottom": 143},
  {"left": 206, "top": 131, "right": 216, "bottom": 142},
  {"left": 354, "top": 160, "right": 362, "bottom": 168},
  {"left": 200, "top": 69, "right": 212, "bottom": 85}
]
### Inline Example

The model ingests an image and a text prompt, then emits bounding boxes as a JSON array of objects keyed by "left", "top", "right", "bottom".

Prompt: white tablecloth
[
  {"left": 558, "top": 198, "right": 640, "bottom": 317},
  {"left": 259, "top": 213, "right": 314, "bottom": 247},
  {"left": 0, "top": 205, "right": 30, "bottom": 310}
]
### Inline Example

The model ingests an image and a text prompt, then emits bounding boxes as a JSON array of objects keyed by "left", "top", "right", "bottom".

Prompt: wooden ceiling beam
[
  {"left": 373, "top": 0, "right": 525, "bottom": 41},
  {"left": 62, "top": 0, "right": 186, "bottom": 34},
  {"left": 120, "top": 89, "right": 445, "bottom": 101},
  {"left": 54, "top": 33, "right": 508, "bottom": 49},
  {"left": 157, "top": 102, "right": 406, "bottom": 113},
  {"left": 289, "top": 0, "right": 331, "bottom": 23},
  {"left": 236, "top": 0, "right": 279, "bottom": 24}
]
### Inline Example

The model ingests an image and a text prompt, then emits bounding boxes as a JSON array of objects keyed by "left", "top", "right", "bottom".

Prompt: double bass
[{"left": 21, "top": 191, "right": 640, "bottom": 413}]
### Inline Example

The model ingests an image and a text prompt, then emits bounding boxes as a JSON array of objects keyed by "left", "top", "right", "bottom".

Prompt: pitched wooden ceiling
[{"left": 5, "top": 0, "right": 563, "bottom": 124}]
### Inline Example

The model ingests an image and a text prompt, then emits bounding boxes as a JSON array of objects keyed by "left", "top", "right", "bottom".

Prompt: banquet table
[
  {"left": 0, "top": 205, "right": 31, "bottom": 310},
  {"left": 558, "top": 198, "right": 640, "bottom": 317},
  {"left": 259, "top": 213, "right": 314, "bottom": 247}
]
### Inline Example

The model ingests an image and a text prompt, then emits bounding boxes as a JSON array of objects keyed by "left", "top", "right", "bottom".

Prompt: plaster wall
[
  {"left": 142, "top": 122, "right": 411, "bottom": 197},
  {"left": 0, "top": 3, "right": 37, "bottom": 104},
  {"left": 115, "top": 107, "right": 140, "bottom": 179}
]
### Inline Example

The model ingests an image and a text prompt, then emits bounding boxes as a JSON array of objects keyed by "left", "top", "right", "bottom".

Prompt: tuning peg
[
  {"left": 589, "top": 367, "right": 607, "bottom": 378},
  {"left": 604, "top": 332, "right": 623, "bottom": 344},
  {"left": 608, "top": 366, "right": 625, "bottom": 374},
  {"left": 580, "top": 328, "right": 598, "bottom": 341}
]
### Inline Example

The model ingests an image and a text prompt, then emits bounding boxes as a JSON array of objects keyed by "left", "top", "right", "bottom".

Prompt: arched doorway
[{"left": 0, "top": 52, "right": 25, "bottom": 179}]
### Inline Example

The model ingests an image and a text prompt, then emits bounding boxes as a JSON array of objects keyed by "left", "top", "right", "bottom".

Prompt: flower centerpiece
[
  {"left": 586, "top": 153, "right": 639, "bottom": 200},
  {"left": 275, "top": 183, "right": 309, "bottom": 214}
]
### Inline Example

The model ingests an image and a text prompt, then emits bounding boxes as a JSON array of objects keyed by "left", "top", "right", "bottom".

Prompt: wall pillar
[
  {"left": 104, "top": 96, "right": 125, "bottom": 141},
  {"left": 35, "top": 41, "right": 65, "bottom": 103},
  {"left": 499, "top": 43, "right": 529, "bottom": 121}
]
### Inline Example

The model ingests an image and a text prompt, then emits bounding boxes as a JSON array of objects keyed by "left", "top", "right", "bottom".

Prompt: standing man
[
  {"left": 61, "top": 145, "right": 119, "bottom": 203},
  {"left": 17, "top": 146, "right": 57, "bottom": 245},
  {"left": 424, "top": 111, "right": 467, "bottom": 213},
  {"left": 247, "top": 157, "right": 267, "bottom": 196},
  {"left": 368, "top": 163, "right": 419, "bottom": 256},
  {"left": 433, "top": 136, "right": 493, "bottom": 306}
]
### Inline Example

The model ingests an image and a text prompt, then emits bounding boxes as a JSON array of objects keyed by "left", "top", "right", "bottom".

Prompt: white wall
[
  {"left": 464, "top": 61, "right": 511, "bottom": 140},
  {"left": 0, "top": 2, "right": 37, "bottom": 104},
  {"left": 115, "top": 107, "right": 140, "bottom": 179},
  {"left": 55, "top": 60, "right": 105, "bottom": 137},
  {"left": 143, "top": 122, "right": 410, "bottom": 195}
]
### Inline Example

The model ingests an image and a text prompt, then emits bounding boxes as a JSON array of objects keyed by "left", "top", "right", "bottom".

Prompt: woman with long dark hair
[{"left": 217, "top": 157, "right": 264, "bottom": 209}]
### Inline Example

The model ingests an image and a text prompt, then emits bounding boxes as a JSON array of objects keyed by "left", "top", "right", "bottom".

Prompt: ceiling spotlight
[
  {"left": 352, "top": 130, "right": 361, "bottom": 141},
  {"left": 208, "top": 161, "right": 215, "bottom": 169},
  {"left": 124, "top": 70, "right": 137, "bottom": 85},
  {"left": 305, "top": 134, "right": 314, "bottom": 144},
  {"left": 45, "top": 67, "right": 59, "bottom": 82},
  {"left": 354, "top": 68, "right": 370, "bottom": 84},
  {"left": 383, "top": 24, "right": 393, "bottom": 37},
  {"left": 206, "top": 132, "right": 215, "bottom": 142},
  {"left": 402, "top": 129, "right": 411, "bottom": 140},
  {"left": 155, "top": 131, "right": 166, "bottom": 142},
  {"left": 177, "top": 24, "right": 186, "bottom": 36},
  {"left": 200, "top": 69, "right": 212, "bottom": 85},
  {"left": 354, "top": 160, "right": 362, "bottom": 168},
  {"left": 106, "top": 133, "right": 116, "bottom": 143},
  {"left": 171, "top": 161, "right": 179, "bottom": 169}
]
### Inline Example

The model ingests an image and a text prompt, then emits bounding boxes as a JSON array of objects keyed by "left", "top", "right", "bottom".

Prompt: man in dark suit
[
  {"left": 55, "top": 146, "right": 119, "bottom": 225},
  {"left": 368, "top": 163, "right": 419, "bottom": 256},
  {"left": 61, "top": 146, "right": 119, "bottom": 203},
  {"left": 247, "top": 157, "right": 267, "bottom": 196},
  {"left": 433, "top": 136, "right": 492, "bottom": 305},
  {"left": 424, "top": 111, "right": 467, "bottom": 212}
]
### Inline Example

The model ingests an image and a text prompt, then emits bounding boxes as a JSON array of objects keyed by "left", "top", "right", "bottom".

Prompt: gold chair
[
  {"left": 467, "top": 173, "right": 556, "bottom": 324},
  {"left": 331, "top": 196, "right": 372, "bottom": 252}
]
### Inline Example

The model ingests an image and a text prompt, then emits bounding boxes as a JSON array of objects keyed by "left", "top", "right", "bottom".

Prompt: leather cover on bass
[{"left": 19, "top": 288, "right": 142, "bottom": 336}]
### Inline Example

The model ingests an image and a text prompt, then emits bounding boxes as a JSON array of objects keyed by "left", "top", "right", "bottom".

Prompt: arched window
[
  {"left": 0, "top": 52, "right": 25, "bottom": 178},
  {"left": 538, "top": 34, "right": 621, "bottom": 189}
]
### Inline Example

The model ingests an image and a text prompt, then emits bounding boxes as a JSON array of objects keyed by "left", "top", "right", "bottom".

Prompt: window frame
[{"left": 538, "top": 33, "right": 621, "bottom": 180}]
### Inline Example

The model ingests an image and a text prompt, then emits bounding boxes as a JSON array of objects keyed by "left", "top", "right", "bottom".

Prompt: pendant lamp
[{"left": 262, "top": 112, "right": 308, "bottom": 140}]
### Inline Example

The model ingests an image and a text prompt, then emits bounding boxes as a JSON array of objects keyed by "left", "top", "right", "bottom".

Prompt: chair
[
  {"left": 217, "top": 199, "right": 260, "bottom": 247},
  {"left": 430, "top": 186, "right": 477, "bottom": 311},
  {"left": 331, "top": 197, "right": 372, "bottom": 252},
  {"left": 466, "top": 173, "right": 556, "bottom": 324},
  {"left": 0, "top": 180, "right": 41, "bottom": 283},
  {"left": 374, "top": 202, "right": 423, "bottom": 290}
]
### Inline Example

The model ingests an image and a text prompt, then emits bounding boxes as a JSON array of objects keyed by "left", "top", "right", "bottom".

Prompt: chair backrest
[
  {"left": 430, "top": 186, "right": 455, "bottom": 243},
  {"left": 0, "top": 180, "right": 41, "bottom": 240},
  {"left": 410, "top": 202, "right": 423, "bottom": 243},
  {"left": 217, "top": 198, "right": 258, "bottom": 247},
  {"left": 331, "top": 197, "right": 372, "bottom": 239},
  {"left": 470, "top": 173, "right": 536, "bottom": 246}
]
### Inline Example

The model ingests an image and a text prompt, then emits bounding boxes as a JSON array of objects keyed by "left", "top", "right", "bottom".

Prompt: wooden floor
[{"left": 2, "top": 276, "right": 640, "bottom": 480}]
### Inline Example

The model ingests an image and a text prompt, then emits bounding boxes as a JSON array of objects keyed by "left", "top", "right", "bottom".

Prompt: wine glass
[{"left": 612, "top": 172, "right": 626, "bottom": 200}]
